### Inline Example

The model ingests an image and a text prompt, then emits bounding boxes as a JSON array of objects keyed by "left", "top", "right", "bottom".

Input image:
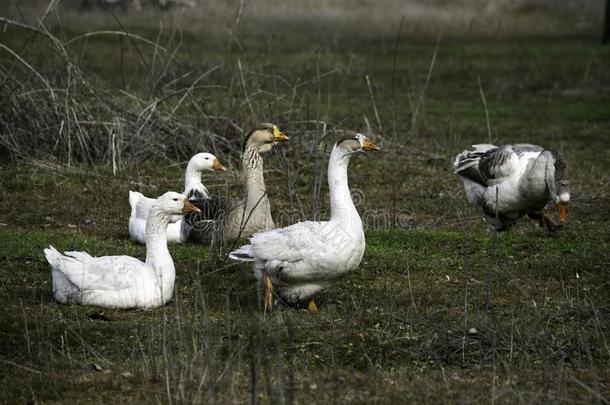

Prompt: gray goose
[
  {"left": 185, "top": 123, "right": 289, "bottom": 244},
  {"left": 454, "top": 143, "right": 569, "bottom": 232}
]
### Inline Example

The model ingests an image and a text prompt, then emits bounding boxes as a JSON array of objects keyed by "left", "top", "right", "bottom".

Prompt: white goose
[
  {"left": 129, "top": 152, "right": 225, "bottom": 244},
  {"left": 229, "top": 134, "right": 379, "bottom": 312},
  {"left": 44, "top": 192, "right": 200, "bottom": 309},
  {"left": 454, "top": 143, "right": 570, "bottom": 232}
]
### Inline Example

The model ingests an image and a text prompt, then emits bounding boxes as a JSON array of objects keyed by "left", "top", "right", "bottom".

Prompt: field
[{"left": 1, "top": 1, "right": 610, "bottom": 403}]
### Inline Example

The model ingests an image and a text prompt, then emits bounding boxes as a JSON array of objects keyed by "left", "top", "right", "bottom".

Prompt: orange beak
[
  {"left": 362, "top": 138, "right": 380, "bottom": 152},
  {"left": 556, "top": 202, "right": 568, "bottom": 224},
  {"left": 212, "top": 158, "right": 226, "bottom": 171},
  {"left": 182, "top": 198, "right": 201, "bottom": 214},
  {"left": 273, "top": 126, "right": 289, "bottom": 142}
]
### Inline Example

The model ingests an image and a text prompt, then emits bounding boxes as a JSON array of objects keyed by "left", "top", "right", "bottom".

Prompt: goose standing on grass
[
  {"left": 229, "top": 134, "right": 380, "bottom": 312},
  {"left": 128, "top": 152, "right": 225, "bottom": 244},
  {"left": 184, "top": 123, "right": 289, "bottom": 245},
  {"left": 454, "top": 143, "right": 569, "bottom": 232},
  {"left": 45, "top": 192, "right": 200, "bottom": 309}
]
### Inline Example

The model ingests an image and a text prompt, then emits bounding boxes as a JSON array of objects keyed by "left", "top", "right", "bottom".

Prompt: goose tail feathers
[
  {"left": 44, "top": 245, "right": 64, "bottom": 268},
  {"left": 129, "top": 191, "right": 143, "bottom": 217},
  {"left": 453, "top": 144, "right": 497, "bottom": 173}
]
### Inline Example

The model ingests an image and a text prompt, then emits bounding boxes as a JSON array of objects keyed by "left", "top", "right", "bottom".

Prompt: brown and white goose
[{"left": 185, "top": 123, "right": 289, "bottom": 244}]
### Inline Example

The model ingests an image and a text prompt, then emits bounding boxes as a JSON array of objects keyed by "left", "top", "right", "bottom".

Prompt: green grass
[
  {"left": 1, "top": 223, "right": 608, "bottom": 402},
  {"left": 1, "top": 2, "right": 610, "bottom": 403}
]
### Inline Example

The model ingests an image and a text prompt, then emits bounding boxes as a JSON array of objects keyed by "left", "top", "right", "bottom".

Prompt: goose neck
[
  {"left": 242, "top": 143, "right": 268, "bottom": 210},
  {"left": 184, "top": 162, "right": 203, "bottom": 193},
  {"left": 328, "top": 148, "right": 358, "bottom": 224},
  {"left": 144, "top": 208, "right": 173, "bottom": 269},
  {"left": 145, "top": 207, "right": 175, "bottom": 301}
]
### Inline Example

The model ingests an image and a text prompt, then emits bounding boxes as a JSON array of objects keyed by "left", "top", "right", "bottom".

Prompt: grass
[{"left": 1, "top": 1, "right": 610, "bottom": 403}]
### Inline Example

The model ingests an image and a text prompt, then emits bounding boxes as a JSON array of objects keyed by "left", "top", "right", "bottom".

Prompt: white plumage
[
  {"left": 128, "top": 152, "right": 225, "bottom": 244},
  {"left": 230, "top": 134, "right": 380, "bottom": 311},
  {"left": 45, "top": 192, "right": 200, "bottom": 308},
  {"left": 454, "top": 143, "right": 570, "bottom": 231}
]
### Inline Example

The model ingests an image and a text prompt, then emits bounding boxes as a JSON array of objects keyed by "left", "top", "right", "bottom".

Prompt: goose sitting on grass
[
  {"left": 129, "top": 152, "right": 225, "bottom": 244},
  {"left": 454, "top": 143, "right": 569, "bottom": 232},
  {"left": 184, "top": 123, "right": 289, "bottom": 245},
  {"left": 229, "top": 134, "right": 380, "bottom": 312},
  {"left": 44, "top": 192, "right": 200, "bottom": 309}
]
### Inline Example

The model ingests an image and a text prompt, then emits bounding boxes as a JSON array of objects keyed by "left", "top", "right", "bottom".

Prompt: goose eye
[
  {"left": 205, "top": 157, "right": 209, "bottom": 160},
  {"left": 173, "top": 198, "right": 178, "bottom": 201}
]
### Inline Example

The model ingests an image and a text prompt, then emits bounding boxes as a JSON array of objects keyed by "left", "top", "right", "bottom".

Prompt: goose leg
[
  {"left": 540, "top": 213, "right": 547, "bottom": 229},
  {"left": 542, "top": 214, "right": 559, "bottom": 233},
  {"left": 307, "top": 298, "right": 318, "bottom": 313},
  {"left": 261, "top": 271, "right": 273, "bottom": 313},
  {"left": 527, "top": 211, "right": 542, "bottom": 222},
  {"left": 526, "top": 210, "right": 546, "bottom": 229},
  {"left": 528, "top": 210, "right": 557, "bottom": 232},
  {"left": 528, "top": 210, "right": 559, "bottom": 232}
]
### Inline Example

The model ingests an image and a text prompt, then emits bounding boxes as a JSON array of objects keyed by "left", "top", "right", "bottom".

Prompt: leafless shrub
[{"left": 0, "top": 13, "right": 244, "bottom": 168}]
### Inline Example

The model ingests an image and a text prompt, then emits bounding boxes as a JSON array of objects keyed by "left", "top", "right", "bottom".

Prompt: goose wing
[
  {"left": 55, "top": 252, "right": 145, "bottom": 291},
  {"left": 230, "top": 222, "right": 342, "bottom": 279},
  {"left": 190, "top": 195, "right": 239, "bottom": 221},
  {"left": 454, "top": 144, "right": 538, "bottom": 186},
  {"left": 182, "top": 195, "right": 240, "bottom": 242},
  {"left": 229, "top": 221, "right": 332, "bottom": 267}
]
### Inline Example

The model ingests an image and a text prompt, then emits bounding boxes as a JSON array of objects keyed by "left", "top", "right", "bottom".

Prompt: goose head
[
  {"left": 335, "top": 133, "right": 380, "bottom": 158},
  {"left": 551, "top": 150, "right": 570, "bottom": 224},
  {"left": 243, "top": 123, "right": 289, "bottom": 154},
  {"left": 156, "top": 192, "right": 201, "bottom": 219},
  {"left": 190, "top": 152, "right": 226, "bottom": 172}
]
